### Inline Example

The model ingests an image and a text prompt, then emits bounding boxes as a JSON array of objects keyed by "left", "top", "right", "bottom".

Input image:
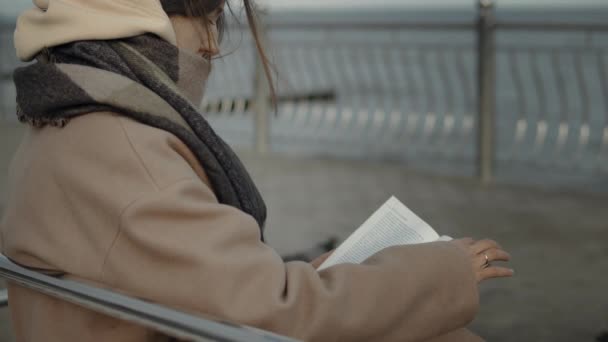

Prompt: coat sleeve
[{"left": 99, "top": 178, "right": 479, "bottom": 342}]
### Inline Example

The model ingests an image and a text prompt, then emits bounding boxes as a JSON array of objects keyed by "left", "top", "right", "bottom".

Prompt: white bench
[{"left": 0, "top": 255, "right": 298, "bottom": 342}]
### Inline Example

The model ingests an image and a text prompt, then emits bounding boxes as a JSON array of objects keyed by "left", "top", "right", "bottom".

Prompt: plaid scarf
[{"left": 13, "top": 34, "right": 267, "bottom": 237}]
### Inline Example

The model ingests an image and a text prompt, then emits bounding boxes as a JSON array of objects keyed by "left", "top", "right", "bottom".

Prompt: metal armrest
[
  {"left": 0, "top": 255, "right": 298, "bottom": 342},
  {"left": 0, "top": 289, "right": 7, "bottom": 307}
]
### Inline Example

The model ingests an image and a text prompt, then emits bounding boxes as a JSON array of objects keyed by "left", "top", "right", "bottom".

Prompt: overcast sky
[{"left": 1, "top": 0, "right": 607, "bottom": 17}]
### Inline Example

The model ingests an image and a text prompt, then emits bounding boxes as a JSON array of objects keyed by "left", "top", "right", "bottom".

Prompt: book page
[{"left": 317, "top": 196, "right": 440, "bottom": 270}]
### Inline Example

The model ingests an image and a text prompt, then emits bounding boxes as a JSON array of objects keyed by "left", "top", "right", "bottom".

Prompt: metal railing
[
  {"left": 0, "top": 255, "right": 298, "bottom": 342},
  {"left": 0, "top": 289, "right": 7, "bottom": 307},
  {"left": 477, "top": 1, "right": 496, "bottom": 183},
  {"left": 1, "top": 2, "right": 607, "bottom": 191},
  {"left": 493, "top": 22, "right": 608, "bottom": 178},
  {"left": 205, "top": 21, "right": 480, "bottom": 177},
  {"left": 202, "top": 1, "right": 608, "bottom": 190}
]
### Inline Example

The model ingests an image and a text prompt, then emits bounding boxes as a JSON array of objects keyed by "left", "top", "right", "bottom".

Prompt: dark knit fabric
[
  {"left": 160, "top": 0, "right": 188, "bottom": 16},
  {"left": 13, "top": 34, "right": 267, "bottom": 237}
]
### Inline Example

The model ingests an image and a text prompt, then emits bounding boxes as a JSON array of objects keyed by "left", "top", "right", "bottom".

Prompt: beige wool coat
[
  {"left": 1, "top": 1, "right": 484, "bottom": 341},
  {"left": 1, "top": 112, "right": 482, "bottom": 342}
]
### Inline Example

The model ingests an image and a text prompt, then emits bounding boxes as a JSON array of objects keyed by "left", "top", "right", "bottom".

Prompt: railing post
[
  {"left": 252, "top": 16, "right": 271, "bottom": 154},
  {"left": 476, "top": 0, "right": 496, "bottom": 184}
]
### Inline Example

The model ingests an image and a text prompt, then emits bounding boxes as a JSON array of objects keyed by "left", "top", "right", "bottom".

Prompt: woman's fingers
[
  {"left": 476, "top": 248, "right": 511, "bottom": 267},
  {"left": 451, "top": 237, "right": 515, "bottom": 283},
  {"left": 311, "top": 250, "right": 334, "bottom": 269},
  {"left": 471, "top": 239, "right": 502, "bottom": 254},
  {"left": 478, "top": 266, "right": 514, "bottom": 281},
  {"left": 458, "top": 237, "right": 475, "bottom": 245}
]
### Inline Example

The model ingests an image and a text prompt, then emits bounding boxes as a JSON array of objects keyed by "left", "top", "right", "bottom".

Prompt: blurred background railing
[
  {"left": 493, "top": 20, "right": 608, "bottom": 189},
  {"left": 1, "top": 2, "right": 607, "bottom": 193}
]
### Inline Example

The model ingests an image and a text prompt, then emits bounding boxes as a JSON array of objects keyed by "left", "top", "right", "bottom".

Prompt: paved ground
[
  {"left": 239, "top": 151, "right": 608, "bottom": 342},
  {"left": 1, "top": 140, "right": 607, "bottom": 341}
]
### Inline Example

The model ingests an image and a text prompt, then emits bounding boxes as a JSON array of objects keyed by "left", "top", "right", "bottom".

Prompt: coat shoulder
[
  {"left": 1, "top": 111, "right": 208, "bottom": 275},
  {"left": 18, "top": 111, "right": 207, "bottom": 190}
]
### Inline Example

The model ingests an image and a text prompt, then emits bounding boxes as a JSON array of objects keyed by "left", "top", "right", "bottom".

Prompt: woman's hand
[
  {"left": 450, "top": 238, "right": 514, "bottom": 283},
  {"left": 310, "top": 250, "right": 334, "bottom": 269}
]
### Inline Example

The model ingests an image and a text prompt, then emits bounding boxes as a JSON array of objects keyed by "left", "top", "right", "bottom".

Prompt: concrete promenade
[{"left": 1, "top": 145, "right": 607, "bottom": 342}]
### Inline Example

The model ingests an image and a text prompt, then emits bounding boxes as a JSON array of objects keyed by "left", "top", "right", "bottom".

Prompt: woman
[{"left": 0, "top": 0, "right": 513, "bottom": 341}]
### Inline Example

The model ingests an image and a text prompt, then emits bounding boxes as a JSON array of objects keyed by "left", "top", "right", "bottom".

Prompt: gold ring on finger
[{"left": 483, "top": 253, "right": 490, "bottom": 269}]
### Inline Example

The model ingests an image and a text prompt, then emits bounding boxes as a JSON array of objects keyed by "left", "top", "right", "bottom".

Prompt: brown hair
[{"left": 161, "top": 0, "right": 276, "bottom": 106}]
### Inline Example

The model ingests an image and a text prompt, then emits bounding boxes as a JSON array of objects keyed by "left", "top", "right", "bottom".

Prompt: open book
[{"left": 317, "top": 196, "right": 451, "bottom": 271}]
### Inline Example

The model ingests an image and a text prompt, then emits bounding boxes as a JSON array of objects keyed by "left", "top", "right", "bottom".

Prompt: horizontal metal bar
[
  {"left": 234, "top": 21, "right": 475, "bottom": 31},
  {"left": 496, "top": 21, "right": 608, "bottom": 32},
  {"left": 230, "top": 20, "right": 608, "bottom": 32},
  {"left": 0, "top": 256, "right": 299, "bottom": 342},
  {"left": 202, "top": 91, "right": 336, "bottom": 113},
  {"left": 271, "top": 41, "right": 475, "bottom": 51},
  {"left": 498, "top": 46, "right": 608, "bottom": 53}
]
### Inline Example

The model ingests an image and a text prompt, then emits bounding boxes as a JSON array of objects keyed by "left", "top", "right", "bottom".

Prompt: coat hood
[{"left": 14, "top": 0, "right": 177, "bottom": 61}]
